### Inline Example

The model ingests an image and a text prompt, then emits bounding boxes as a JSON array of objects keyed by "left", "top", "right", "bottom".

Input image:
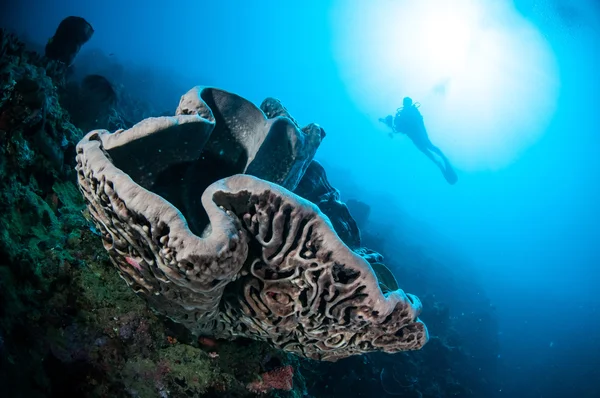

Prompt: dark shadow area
[{"left": 180, "top": 151, "right": 245, "bottom": 235}]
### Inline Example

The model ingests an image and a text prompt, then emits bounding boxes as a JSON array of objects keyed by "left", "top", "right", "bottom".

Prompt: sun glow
[{"left": 332, "top": 0, "right": 559, "bottom": 171}]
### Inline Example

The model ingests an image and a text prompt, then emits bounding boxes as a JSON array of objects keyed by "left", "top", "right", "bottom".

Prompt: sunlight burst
[{"left": 333, "top": 0, "right": 559, "bottom": 171}]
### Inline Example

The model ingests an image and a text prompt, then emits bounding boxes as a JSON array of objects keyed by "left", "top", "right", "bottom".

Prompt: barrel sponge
[{"left": 75, "top": 87, "right": 428, "bottom": 361}]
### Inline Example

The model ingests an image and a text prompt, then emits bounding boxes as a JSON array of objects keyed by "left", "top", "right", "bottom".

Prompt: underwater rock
[
  {"left": 380, "top": 366, "right": 422, "bottom": 397},
  {"left": 31, "top": 128, "right": 64, "bottom": 169},
  {"left": 346, "top": 198, "right": 371, "bottom": 229},
  {"left": 61, "top": 74, "right": 117, "bottom": 132},
  {"left": 293, "top": 160, "right": 362, "bottom": 249},
  {"left": 0, "top": 29, "right": 24, "bottom": 64},
  {"left": 75, "top": 88, "right": 428, "bottom": 361},
  {"left": 14, "top": 78, "right": 47, "bottom": 110},
  {"left": 0, "top": 30, "right": 8, "bottom": 61},
  {"left": 45, "top": 16, "right": 94, "bottom": 65},
  {"left": 0, "top": 44, "right": 78, "bottom": 177},
  {"left": 81, "top": 74, "right": 117, "bottom": 107},
  {"left": 0, "top": 77, "right": 47, "bottom": 135}
]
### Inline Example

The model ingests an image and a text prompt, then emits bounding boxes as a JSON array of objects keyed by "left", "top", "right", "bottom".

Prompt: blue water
[{"left": 3, "top": 1, "right": 600, "bottom": 396}]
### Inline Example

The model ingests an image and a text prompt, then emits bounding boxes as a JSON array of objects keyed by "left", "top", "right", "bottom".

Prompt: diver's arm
[{"left": 379, "top": 115, "right": 398, "bottom": 132}]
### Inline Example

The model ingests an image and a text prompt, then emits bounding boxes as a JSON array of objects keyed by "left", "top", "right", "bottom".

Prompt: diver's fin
[{"left": 442, "top": 161, "right": 458, "bottom": 185}]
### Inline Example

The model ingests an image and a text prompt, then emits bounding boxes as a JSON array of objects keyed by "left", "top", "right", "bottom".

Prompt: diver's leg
[
  {"left": 416, "top": 143, "right": 458, "bottom": 184},
  {"left": 420, "top": 139, "right": 450, "bottom": 164},
  {"left": 428, "top": 144, "right": 451, "bottom": 166},
  {"left": 429, "top": 144, "right": 444, "bottom": 157},
  {"left": 413, "top": 128, "right": 458, "bottom": 184},
  {"left": 426, "top": 143, "right": 458, "bottom": 184},
  {"left": 417, "top": 145, "right": 444, "bottom": 169}
]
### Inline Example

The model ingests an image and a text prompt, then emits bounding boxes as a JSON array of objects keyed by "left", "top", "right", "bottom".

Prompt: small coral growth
[{"left": 247, "top": 365, "right": 294, "bottom": 394}]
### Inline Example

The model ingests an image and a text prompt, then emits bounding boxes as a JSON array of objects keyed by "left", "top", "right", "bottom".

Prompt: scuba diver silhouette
[{"left": 379, "top": 97, "right": 458, "bottom": 185}]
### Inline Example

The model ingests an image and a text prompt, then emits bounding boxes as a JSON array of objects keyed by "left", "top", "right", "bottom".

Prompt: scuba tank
[{"left": 393, "top": 102, "right": 422, "bottom": 133}]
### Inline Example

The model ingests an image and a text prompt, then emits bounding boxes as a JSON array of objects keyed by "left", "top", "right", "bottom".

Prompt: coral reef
[
  {"left": 1, "top": 31, "right": 78, "bottom": 173},
  {"left": 0, "top": 24, "right": 501, "bottom": 398},
  {"left": 0, "top": 29, "right": 306, "bottom": 398}
]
